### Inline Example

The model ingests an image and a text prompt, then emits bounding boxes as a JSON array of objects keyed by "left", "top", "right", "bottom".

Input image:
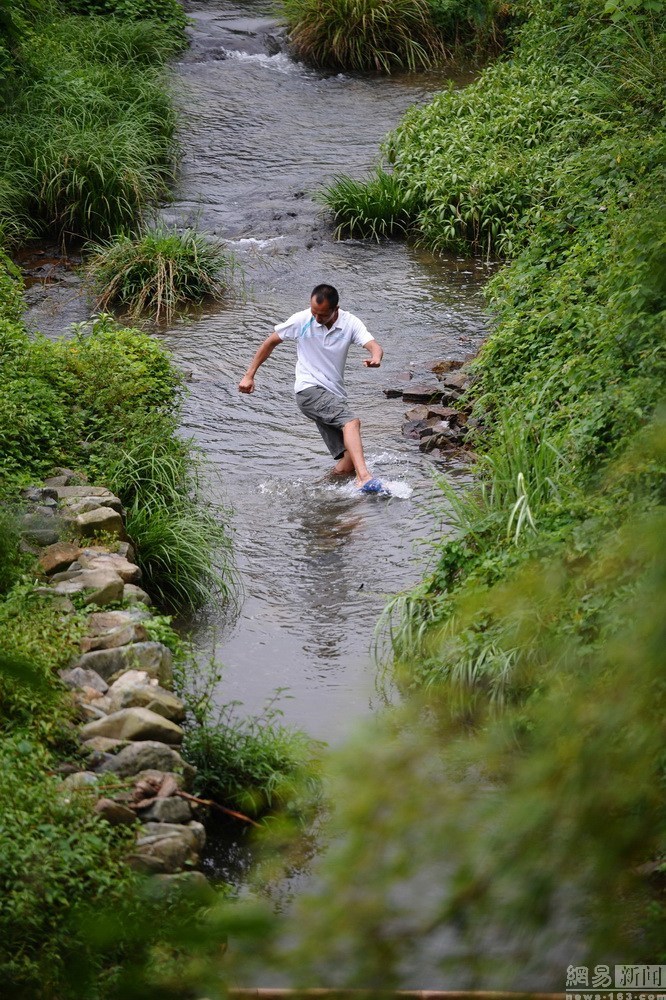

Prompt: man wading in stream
[{"left": 238, "top": 284, "right": 389, "bottom": 494}]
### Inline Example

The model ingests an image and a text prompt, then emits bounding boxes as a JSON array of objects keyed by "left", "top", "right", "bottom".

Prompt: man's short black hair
[{"left": 311, "top": 283, "right": 339, "bottom": 308}]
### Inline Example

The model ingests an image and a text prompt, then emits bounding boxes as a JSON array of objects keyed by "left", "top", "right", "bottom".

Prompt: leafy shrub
[
  {"left": 85, "top": 226, "right": 238, "bottom": 323},
  {"left": 0, "top": 736, "right": 137, "bottom": 996},
  {"left": 183, "top": 697, "right": 322, "bottom": 817},
  {"left": 0, "top": 583, "right": 86, "bottom": 743},
  {"left": 280, "top": 0, "right": 446, "bottom": 72},
  {"left": 429, "top": 0, "right": 515, "bottom": 53},
  {"left": 62, "top": 0, "right": 189, "bottom": 40}
]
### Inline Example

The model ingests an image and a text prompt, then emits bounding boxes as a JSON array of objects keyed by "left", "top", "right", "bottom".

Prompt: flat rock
[
  {"left": 403, "top": 405, "right": 430, "bottom": 422},
  {"left": 52, "top": 486, "right": 118, "bottom": 499},
  {"left": 75, "top": 507, "right": 127, "bottom": 541},
  {"left": 430, "top": 359, "right": 465, "bottom": 375},
  {"left": 108, "top": 669, "right": 157, "bottom": 692},
  {"left": 59, "top": 666, "right": 109, "bottom": 693},
  {"left": 52, "top": 568, "right": 124, "bottom": 607},
  {"left": 139, "top": 796, "right": 192, "bottom": 824},
  {"left": 80, "top": 622, "right": 148, "bottom": 653},
  {"left": 78, "top": 551, "right": 139, "bottom": 582},
  {"left": 138, "top": 820, "right": 205, "bottom": 853},
  {"left": 109, "top": 684, "right": 185, "bottom": 722},
  {"left": 73, "top": 642, "right": 173, "bottom": 685},
  {"left": 39, "top": 541, "right": 82, "bottom": 575},
  {"left": 85, "top": 609, "right": 148, "bottom": 634},
  {"left": 402, "top": 419, "right": 432, "bottom": 440},
  {"left": 94, "top": 797, "right": 137, "bottom": 826},
  {"left": 419, "top": 431, "right": 461, "bottom": 453},
  {"left": 96, "top": 742, "right": 195, "bottom": 788},
  {"left": 402, "top": 384, "right": 445, "bottom": 404},
  {"left": 427, "top": 405, "right": 461, "bottom": 423},
  {"left": 81, "top": 707, "right": 184, "bottom": 744},
  {"left": 123, "top": 584, "right": 152, "bottom": 606},
  {"left": 441, "top": 371, "right": 471, "bottom": 390},
  {"left": 382, "top": 386, "right": 405, "bottom": 398}
]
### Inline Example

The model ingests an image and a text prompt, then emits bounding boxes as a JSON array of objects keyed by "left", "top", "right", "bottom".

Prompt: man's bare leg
[
  {"left": 332, "top": 451, "right": 355, "bottom": 476},
  {"left": 342, "top": 418, "right": 372, "bottom": 486}
]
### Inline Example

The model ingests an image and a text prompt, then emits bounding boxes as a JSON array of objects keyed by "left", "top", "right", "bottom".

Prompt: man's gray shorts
[{"left": 295, "top": 386, "right": 356, "bottom": 460}]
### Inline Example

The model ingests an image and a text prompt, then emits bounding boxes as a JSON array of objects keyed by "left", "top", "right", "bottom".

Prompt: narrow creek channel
[{"left": 158, "top": 0, "right": 491, "bottom": 743}]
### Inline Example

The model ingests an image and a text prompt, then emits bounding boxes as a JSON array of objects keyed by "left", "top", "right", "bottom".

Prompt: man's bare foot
[{"left": 356, "top": 473, "right": 373, "bottom": 487}]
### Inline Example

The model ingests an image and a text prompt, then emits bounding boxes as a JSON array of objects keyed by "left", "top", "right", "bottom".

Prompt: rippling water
[{"left": 158, "top": 0, "right": 491, "bottom": 738}]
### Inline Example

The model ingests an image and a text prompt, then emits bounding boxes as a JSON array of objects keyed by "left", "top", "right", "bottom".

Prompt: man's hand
[
  {"left": 238, "top": 374, "right": 255, "bottom": 394},
  {"left": 362, "top": 339, "right": 383, "bottom": 368}
]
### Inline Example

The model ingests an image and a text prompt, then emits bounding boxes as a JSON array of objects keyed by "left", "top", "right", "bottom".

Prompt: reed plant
[
  {"left": 280, "top": 0, "right": 446, "bottom": 72},
  {"left": 85, "top": 226, "right": 237, "bottom": 323}
]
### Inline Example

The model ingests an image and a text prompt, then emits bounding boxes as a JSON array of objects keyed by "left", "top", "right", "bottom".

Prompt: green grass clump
[
  {"left": 321, "top": 168, "right": 420, "bottom": 240},
  {"left": 183, "top": 697, "right": 322, "bottom": 817},
  {"left": 280, "top": 0, "right": 446, "bottom": 72},
  {"left": 0, "top": 9, "right": 179, "bottom": 245},
  {"left": 102, "top": 439, "right": 236, "bottom": 612},
  {"left": 85, "top": 227, "right": 237, "bottom": 324}
]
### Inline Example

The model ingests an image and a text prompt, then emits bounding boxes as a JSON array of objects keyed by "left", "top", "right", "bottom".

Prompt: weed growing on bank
[
  {"left": 85, "top": 226, "right": 238, "bottom": 324},
  {"left": 0, "top": 4, "right": 179, "bottom": 244}
]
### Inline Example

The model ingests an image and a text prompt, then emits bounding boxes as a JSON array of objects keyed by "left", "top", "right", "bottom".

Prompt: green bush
[
  {"left": 0, "top": 583, "right": 86, "bottom": 743},
  {"left": 0, "top": 736, "right": 138, "bottom": 996},
  {"left": 280, "top": 0, "right": 446, "bottom": 72},
  {"left": 62, "top": 0, "right": 189, "bottom": 40},
  {"left": 183, "top": 698, "right": 322, "bottom": 817},
  {"left": 85, "top": 226, "right": 238, "bottom": 324}
]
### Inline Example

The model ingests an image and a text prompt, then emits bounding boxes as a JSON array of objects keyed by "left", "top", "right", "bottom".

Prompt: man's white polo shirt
[{"left": 274, "top": 307, "right": 374, "bottom": 399}]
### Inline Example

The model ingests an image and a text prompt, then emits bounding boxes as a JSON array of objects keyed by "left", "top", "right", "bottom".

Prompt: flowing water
[{"left": 157, "top": 0, "right": 491, "bottom": 741}]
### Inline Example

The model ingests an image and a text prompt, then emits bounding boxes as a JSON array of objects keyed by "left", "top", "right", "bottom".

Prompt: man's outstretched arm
[
  {"left": 362, "top": 338, "right": 383, "bottom": 368},
  {"left": 238, "top": 331, "right": 282, "bottom": 393}
]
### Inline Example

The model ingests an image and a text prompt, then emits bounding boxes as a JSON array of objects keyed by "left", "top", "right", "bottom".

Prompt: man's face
[{"left": 310, "top": 296, "right": 338, "bottom": 326}]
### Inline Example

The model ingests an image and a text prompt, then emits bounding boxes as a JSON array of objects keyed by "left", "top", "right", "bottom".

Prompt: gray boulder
[
  {"left": 72, "top": 642, "right": 173, "bottom": 685},
  {"left": 59, "top": 666, "right": 109, "bottom": 693},
  {"left": 96, "top": 742, "right": 195, "bottom": 788},
  {"left": 80, "top": 707, "right": 184, "bottom": 744},
  {"left": 139, "top": 796, "right": 192, "bottom": 824}
]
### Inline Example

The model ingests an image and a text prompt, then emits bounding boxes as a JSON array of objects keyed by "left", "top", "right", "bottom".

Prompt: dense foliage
[{"left": 0, "top": 2, "right": 179, "bottom": 244}]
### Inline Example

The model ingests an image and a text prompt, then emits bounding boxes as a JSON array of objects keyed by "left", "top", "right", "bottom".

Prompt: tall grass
[
  {"left": 321, "top": 168, "right": 420, "bottom": 240},
  {"left": 102, "top": 441, "right": 237, "bottom": 613},
  {"left": 0, "top": 11, "right": 178, "bottom": 244},
  {"left": 280, "top": 0, "right": 446, "bottom": 72},
  {"left": 85, "top": 226, "right": 237, "bottom": 323}
]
